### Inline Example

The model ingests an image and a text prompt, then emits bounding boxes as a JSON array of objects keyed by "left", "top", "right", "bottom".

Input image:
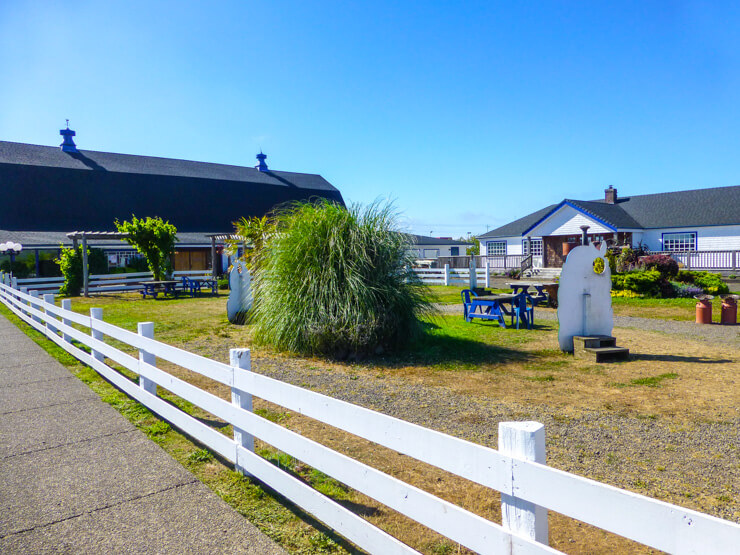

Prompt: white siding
[
  {"left": 528, "top": 205, "right": 613, "bottom": 237},
  {"left": 479, "top": 237, "right": 523, "bottom": 256},
  {"left": 641, "top": 225, "right": 740, "bottom": 251},
  {"left": 410, "top": 244, "right": 470, "bottom": 259}
]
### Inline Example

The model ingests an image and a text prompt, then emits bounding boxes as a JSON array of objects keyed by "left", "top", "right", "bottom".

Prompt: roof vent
[
  {"left": 605, "top": 185, "right": 617, "bottom": 204},
  {"left": 59, "top": 120, "right": 77, "bottom": 153},
  {"left": 255, "top": 151, "right": 268, "bottom": 172}
]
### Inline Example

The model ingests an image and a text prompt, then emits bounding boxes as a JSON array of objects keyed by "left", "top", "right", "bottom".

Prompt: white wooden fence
[
  {"left": 15, "top": 270, "right": 212, "bottom": 295},
  {"left": 415, "top": 265, "right": 496, "bottom": 286},
  {"left": 0, "top": 275, "right": 737, "bottom": 554},
  {"left": 649, "top": 250, "right": 739, "bottom": 272}
]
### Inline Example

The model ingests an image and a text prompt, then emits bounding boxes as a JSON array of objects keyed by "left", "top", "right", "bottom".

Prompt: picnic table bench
[
  {"left": 461, "top": 290, "right": 533, "bottom": 329},
  {"left": 506, "top": 282, "right": 558, "bottom": 307},
  {"left": 140, "top": 280, "right": 181, "bottom": 299},
  {"left": 181, "top": 276, "right": 218, "bottom": 296}
]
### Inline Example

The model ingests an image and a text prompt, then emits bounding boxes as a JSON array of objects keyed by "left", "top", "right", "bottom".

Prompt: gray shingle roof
[
  {"left": 478, "top": 185, "right": 740, "bottom": 238},
  {"left": 0, "top": 141, "right": 337, "bottom": 191},
  {"left": 0, "top": 140, "right": 344, "bottom": 233},
  {"left": 0, "top": 229, "right": 220, "bottom": 248}
]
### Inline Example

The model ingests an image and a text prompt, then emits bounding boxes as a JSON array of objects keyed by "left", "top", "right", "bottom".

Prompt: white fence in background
[
  {"left": 15, "top": 270, "right": 212, "bottom": 295},
  {"left": 649, "top": 250, "right": 739, "bottom": 272},
  {"left": 0, "top": 274, "right": 737, "bottom": 554},
  {"left": 415, "top": 264, "right": 497, "bottom": 286}
]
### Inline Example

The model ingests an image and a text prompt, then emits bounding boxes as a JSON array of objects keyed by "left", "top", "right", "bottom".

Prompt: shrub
[
  {"left": 250, "top": 200, "right": 433, "bottom": 357},
  {"left": 126, "top": 255, "right": 150, "bottom": 272},
  {"left": 616, "top": 244, "right": 649, "bottom": 273},
  {"left": 638, "top": 254, "right": 678, "bottom": 278},
  {"left": 116, "top": 216, "right": 177, "bottom": 281},
  {"left": 505, "top": 268, "right": 521, "bottom": 279},
  {"left": 56, "top": 246, "right": 108, "bottom": 296},
  {"left": 604, "top": 249, "right": 618, "bottom": 274},
  {"left": 0, "top": 260, "right": 31, "bottom": 278},
  {"left": 612, "top": 270, "right": 662, "bottom": 297},
  {"left": 675, "top": 270, "right": 729, "bottom": 295},
  {"left": 670, "top": 282, "right": 705, "bottom": 298}
]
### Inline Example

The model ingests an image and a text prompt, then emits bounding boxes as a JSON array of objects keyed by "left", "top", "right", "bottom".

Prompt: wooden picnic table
[
  {"left": 140, "top": 280, "right": 180, "bottom": 299},
  {"left": 506, "top": 282, "right": 558, "bottom": 307}
]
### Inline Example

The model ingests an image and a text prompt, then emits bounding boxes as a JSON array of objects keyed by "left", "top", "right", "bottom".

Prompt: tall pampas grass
[{"left": 250, "top": 200, "right": 432, "bottom": 357}]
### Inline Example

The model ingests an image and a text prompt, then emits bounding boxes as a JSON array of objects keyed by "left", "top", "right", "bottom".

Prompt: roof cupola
[
  {"left": 59, "top": 120, "right": 77, "bottom": 153},
  {"left": 255, "top": 151, "right": 268, "bottom": 172}
]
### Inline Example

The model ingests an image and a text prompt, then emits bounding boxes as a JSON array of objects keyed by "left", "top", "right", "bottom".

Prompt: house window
[
  {"left": 450, "top": 247, "right": 459, "bottom": 256},
  {"left": 522, "top": 239, "right": 543, "bottom": 256},
  {"left": 486, "top": 241, "right": 507, "bottom": 256},
  {"left": 663, "top": 232, "right": 696, "bottom": 252},
  {"left": 423, "top": 248, "right": 439, "bottom": 258}
]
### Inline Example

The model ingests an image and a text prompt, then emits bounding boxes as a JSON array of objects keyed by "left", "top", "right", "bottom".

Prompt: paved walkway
[{"left": 0, "top": 314, "right": 285, "bottom": 554}]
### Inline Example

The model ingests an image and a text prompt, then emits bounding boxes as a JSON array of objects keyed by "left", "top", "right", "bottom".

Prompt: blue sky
[{"left": 1, "top": 1, "right": 739, "bottom": 237}]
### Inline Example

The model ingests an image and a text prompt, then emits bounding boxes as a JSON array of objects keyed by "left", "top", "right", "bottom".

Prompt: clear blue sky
[{"left": 2, "top": 1, "right": 739, "bottom": 238}]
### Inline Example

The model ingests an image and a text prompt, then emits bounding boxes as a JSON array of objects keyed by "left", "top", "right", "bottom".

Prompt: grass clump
[{"left": 250, "top": 199, "right": 433, "bottom": 357}]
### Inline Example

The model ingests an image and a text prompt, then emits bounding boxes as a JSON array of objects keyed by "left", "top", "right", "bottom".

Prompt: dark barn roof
[
  {"left": 479, "top": 185, "right": 740, "bottom": 238},
  {"left": 404, "top": 233, "right": 472, "bottom": 246},
  {"left": 0, "top": 141, "right": 345, "bottom": 233}
]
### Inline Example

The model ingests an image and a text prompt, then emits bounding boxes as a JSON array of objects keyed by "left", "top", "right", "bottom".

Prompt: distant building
[
  {"left": 405, "top": 234, "right": 472, "bottom": 263},
  {"left": 0, "top": 127, "right": 344, "bottom": 275},
  {"left": 477, "top": 185, "right": 740, "bottom": 269}
]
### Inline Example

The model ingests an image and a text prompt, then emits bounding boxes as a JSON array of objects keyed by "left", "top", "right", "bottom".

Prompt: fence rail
[
  {"left": 436, "top": 255, "right": 524, "bottom": 270},
  {"left": 0, "top": 273, "right": 737, "bottom": 554},
  {"left": 648, "top": 250, "right": 739, "bottom": 272},
  {"left": 15, "top": 270, "right": 212, "bottom": 294}
]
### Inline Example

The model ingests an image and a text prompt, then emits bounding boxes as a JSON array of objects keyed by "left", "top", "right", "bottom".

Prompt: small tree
[
  {"left": 56, "top": 246, "right": 108, "bottom": 296},
  {"left": 115, "top": 216, "right": 177, "bottom": 281}
]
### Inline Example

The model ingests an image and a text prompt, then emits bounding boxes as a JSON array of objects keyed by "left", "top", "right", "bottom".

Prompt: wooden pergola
[
  {"left": 205, "top": 234, "right": 247, "bottom": 278},
  {"left": 66, "top": 231, "right": 130, "bottom": 297}
]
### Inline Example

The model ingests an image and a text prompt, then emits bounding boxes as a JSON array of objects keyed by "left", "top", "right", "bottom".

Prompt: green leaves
[
  {"left": 249, "top": 199, "right": 433, "bottom": 357},
  {"left": 115, "top": 215, "right": 178, "bottom": 281}
]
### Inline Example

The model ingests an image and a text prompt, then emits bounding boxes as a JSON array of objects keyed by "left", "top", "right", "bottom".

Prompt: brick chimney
[{"left": 605, "top": 185, "right": 617, "bottom": 204}]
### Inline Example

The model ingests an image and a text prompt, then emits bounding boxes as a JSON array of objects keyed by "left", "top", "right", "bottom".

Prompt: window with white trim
[
  {"left": 486, "top": 241, "right": 507, "bottom": 256},
  {"left": 522, "top": 239, "right": 543, "bottom": 256},
  {"left": 663, "top": 232, "right": 696, "bottom": 252}
]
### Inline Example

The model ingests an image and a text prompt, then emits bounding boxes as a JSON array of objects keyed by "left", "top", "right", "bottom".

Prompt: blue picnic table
[
  {"left": 507, "top": 282, "right": 557, "bottom": 307},
  {"left": 461, "top": 290, "right": 534, "bottom": 329},
  {"left": 181, "top": 276, "right": 218, "bottom": 296},
  {"left": 140, "top": 280, "right": 180, "bottom": 299}
]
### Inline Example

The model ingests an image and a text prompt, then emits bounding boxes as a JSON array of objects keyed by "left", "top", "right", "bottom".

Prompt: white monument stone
[
  {"left": 557, "top": 242, "right": 613, "bottom": 352},
  {"left": 227, "top": 260, "right": 253, "bottom": 324}
]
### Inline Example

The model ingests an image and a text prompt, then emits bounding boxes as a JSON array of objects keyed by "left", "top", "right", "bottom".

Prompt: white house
[
  {"left": 405, "top": 234, "right": 472, "bottom": 260},
  {"left": 478, "top": 185, "right": 740, "bottom": 270}
]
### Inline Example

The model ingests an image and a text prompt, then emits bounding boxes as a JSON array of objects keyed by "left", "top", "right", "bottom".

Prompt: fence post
[
  {"left": 19, "top": 287, "right": 28, "bottom": 315},
  {"left": 484, "top": 260, "right": 490, "bottom": 288},
  {"left": 29, "top": 290, "right": 42, "bottom": 323},
  {"left": 137, "top": 322, "right": 158, "bottom": 395},
  {"left": 43, "top": 294, "right": 57, "bottom": 336},
  {"left": 90, "top": 308, "right": 105, "bottom": 362},
  {"left": 230, "top": 348, "right": 254, "bottom": 477},
  {"left": 733, "top": 250, "right": 737, "bottom": 273},
  {"left": 444, "top": 264, "right": 450, "bottom": 286},
  {"left": 499, "top": 421, "right": 549, "bottom": 544},
  {"left": 61, "top": 299, "right": 73, "bottom": 344}
]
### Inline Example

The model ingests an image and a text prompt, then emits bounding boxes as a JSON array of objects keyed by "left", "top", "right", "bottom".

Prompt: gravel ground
[{"left": 247, "top": 307, "right": 739, "bottom": 525}]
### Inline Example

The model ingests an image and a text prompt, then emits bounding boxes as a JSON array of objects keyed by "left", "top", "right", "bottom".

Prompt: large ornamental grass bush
[{"left": 250, "top": 200, "right": 432, "bottom": 357}]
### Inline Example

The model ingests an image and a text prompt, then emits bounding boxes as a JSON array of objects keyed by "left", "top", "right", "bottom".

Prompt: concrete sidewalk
[{"left": 0, "top": 314, "right": 285, "bottom": 554}]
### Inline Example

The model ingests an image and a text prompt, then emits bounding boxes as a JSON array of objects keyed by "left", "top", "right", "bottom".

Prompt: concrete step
[
  {"left": 573, "top": 335, "right": 617, "bottom": 349},
  {"left": 583, "top": 346, "right": 630, "bottom": 363}
]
